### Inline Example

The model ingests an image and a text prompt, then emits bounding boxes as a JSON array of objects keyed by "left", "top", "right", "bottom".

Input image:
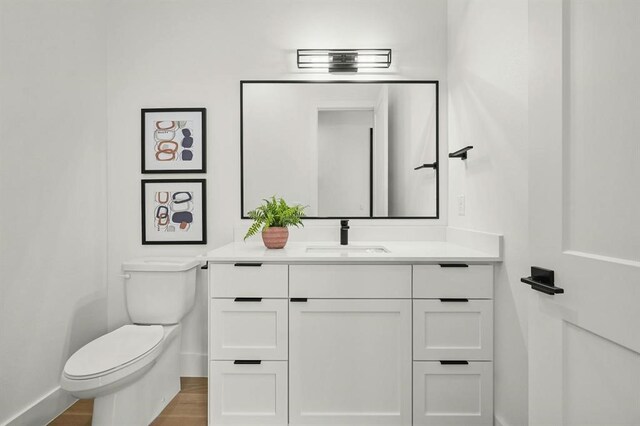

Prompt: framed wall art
[
  {"left": 141, "top": 179, "right": 207, "bottom": 245},
  {"left": 141, "top": 108, "right": 206, "bottom": 173}
]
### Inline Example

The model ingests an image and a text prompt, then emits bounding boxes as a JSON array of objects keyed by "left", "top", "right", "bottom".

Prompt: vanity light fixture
[
  {"left": 297, "top": 49, "right": 392, "bottom": 73},
  {"left": 449, "top": 145, "right": 474, "bottom": 160}
]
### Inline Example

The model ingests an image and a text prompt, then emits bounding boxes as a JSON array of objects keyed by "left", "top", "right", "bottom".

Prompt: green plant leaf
[{"left": 244, "top": 195, "right": 307, "bottom": 241}]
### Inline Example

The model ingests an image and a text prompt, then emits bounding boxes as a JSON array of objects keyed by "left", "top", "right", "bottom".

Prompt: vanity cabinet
[
  {"left": 412, "top": 265, "right": 494, "bottom": 426},
  {"left": 209, "top": 264, "right": 289, "bottom": 425},
  {"left": 289, "top": 299, "right": 412, "bottom": 425},
  {"left": 209, "top": 262, "right": 494, "bottom": 426}
]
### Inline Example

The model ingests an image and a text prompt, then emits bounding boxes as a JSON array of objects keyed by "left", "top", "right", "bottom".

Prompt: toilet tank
[{"left": 122, "top": 257, "right": 199, "bottom": 325}]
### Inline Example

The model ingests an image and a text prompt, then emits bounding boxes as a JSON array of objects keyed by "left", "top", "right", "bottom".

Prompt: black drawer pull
[
  {"left": 234, "top": 360, "right": 261, "bottom": 365},
  {"left": 234, "top": 262, "right": 263, "bottom": 267},
  {"left": 201, "top": 264, "right": 209, "bottom": 270},
  {"left": 290, "top": 298, "right": 308, "bottom": 302},
  {"left": 439, "top": 298, "right": 469, "bottom": 302},
  {"left": 234, "top": 297, "right": 262, "bottom": 302},
  {"left": 440, "top": 360, "right": 469, "bottom": 365},
  {"left": 439, "top": 263, "right": 469, "bottom": 268}
]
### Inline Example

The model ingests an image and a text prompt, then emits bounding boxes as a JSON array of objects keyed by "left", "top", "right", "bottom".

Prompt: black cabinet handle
[
  {"left": 439, "top": 263, "right": 469, "bottom": 268},
  {"left": 290, "top": 298, "right": 308, "bottom": 302},
  {"left": 234, "top": 360, "right": 261, "bottom": 365},
  {"left": 201, "top": 264, "right": 209, "bottom": 270},
  {"left": 440, "top": 360, "right": 469, "bottom": 365},
  {"left": 439, "top": 298, "right": 469, "bottom": 302},
  {"left": 234, "top": 297, "right": 262, "bottom": 302},
  {"left": 521, "top": 266, "right": 564, "bottom": 295},
  {"left": 234, "top": 262, "right": 263, "bottom": 267}
]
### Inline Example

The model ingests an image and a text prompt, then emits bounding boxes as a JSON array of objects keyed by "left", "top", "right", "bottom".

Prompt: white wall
[
  {"left": 106, "top": 0, "right": 448, "bottom": 375},
  {"left": 0, "top": 1, "right": 108, "bottom": 424},
  {"left": 447, "top": 1, "right": 529, "bottom": 426}
]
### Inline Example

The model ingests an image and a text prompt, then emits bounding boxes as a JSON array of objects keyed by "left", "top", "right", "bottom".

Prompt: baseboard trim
[
  {"left": 2, "top": 386, "right": 76, "bottom": 426},
  {"left": 181, "top": 352, "right": 207, "bottom": 377},
  {"left": 2, "top": 354, "right": 206, "bottom": 426}
]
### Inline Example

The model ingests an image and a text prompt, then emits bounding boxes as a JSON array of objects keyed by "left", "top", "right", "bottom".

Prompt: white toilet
[{"left": 61, "top": 257, "right": 199, "bottom": 426}]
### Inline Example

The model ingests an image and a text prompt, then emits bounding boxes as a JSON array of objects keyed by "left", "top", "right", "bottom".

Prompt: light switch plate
[{"left": 458, "top": 195, "right": 466, "bottom": 216}]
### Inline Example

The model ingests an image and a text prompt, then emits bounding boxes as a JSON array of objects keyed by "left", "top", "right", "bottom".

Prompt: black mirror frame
[{"left": 240, "top": 80, "right": 440, "bottom": 220}]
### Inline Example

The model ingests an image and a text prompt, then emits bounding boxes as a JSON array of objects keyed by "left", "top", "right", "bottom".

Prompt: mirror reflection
[{"left": 241, "top": 81, "right": 439, "bottom": 218}]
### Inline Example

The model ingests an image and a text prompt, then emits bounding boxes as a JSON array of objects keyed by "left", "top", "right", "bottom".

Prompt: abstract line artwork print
[
  {"left": 142, "top": 108, "right": 206, "bottom": 173},
  {"left": 142, "top": 179, "right": 207, "bottom": 244}
]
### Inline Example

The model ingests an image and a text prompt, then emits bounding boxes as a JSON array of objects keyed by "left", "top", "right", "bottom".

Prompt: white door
[
  {"left": 289, "top": 299, "right": 411, "bottom": 425},
  {"left": 528, "top": 1, "right": 640, "bottom": 425},
  {"left": 317, "top": 109, "right": 373, "bottom": 217}
]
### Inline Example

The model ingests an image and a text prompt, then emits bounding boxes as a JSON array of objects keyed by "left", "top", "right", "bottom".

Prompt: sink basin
[{"left": 306, "top": 245, "right": 390, "bottom": 254}]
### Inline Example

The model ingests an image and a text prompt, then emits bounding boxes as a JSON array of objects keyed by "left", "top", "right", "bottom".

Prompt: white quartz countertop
[{"left": 204, "top": 241, "right": 501, "bottom": 264}]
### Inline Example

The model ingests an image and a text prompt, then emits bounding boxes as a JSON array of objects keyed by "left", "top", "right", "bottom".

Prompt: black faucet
[{"left": 340, "top": 220, "right": 349, "bottom": 246}]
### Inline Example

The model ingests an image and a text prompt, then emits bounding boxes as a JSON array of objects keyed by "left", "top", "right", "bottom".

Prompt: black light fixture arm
[
  {"left": 414, "top": 162, "right": 438, "bottom": 170},
  {"left": 449, "top": 145, "right": 474, "bottom": 160}
]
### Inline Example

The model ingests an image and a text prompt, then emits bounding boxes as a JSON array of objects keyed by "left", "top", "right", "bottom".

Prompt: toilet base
[{"left": 91, "top": 326, "right": 181, "bottom": 426}]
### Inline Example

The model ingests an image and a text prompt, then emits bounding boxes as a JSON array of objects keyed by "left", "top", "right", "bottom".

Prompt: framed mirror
[{"left": 241, "top": 81, "right": 439, "bottom": 219}]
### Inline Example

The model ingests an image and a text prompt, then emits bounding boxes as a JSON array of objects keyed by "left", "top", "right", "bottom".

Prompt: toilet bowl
[{"left": 61, "top": 257, "right": 198, "bottom": 425}]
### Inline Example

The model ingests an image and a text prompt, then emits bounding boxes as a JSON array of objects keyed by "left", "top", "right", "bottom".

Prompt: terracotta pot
[{"left": 262, "top": 227, "right": 289, "bottom": 249}]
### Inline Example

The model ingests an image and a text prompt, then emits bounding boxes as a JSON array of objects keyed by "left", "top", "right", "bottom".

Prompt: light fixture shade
[{"left": 297, "top": 49, "right": 392, "bottom": 73}]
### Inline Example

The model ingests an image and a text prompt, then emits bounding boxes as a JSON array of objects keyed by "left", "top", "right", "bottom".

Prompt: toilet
[{"left": 61, "top": 257, "right": 199, "bottom": 426}]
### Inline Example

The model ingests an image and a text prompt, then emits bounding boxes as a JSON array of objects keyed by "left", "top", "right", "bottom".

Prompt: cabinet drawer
[
  {"left": 210, "top": 360, "right": 287, "bottom": 425},
  {"left": 413, "top": 361, "right": 493, "bottom": 426},
  {"left": 413, "top": 299, "right": 493, "bottom": 360},
  {"left": 210, "top": 263, "right": 288, "bottom": 298},
  {"left": 211, "top": 298, "right": 288, "bottom": 360},
  {"left": 289, "top": 264, "right": 411, "bottom": 298},
  {"left": 413, "top": 265, "right": 493, "bottom": 299}
]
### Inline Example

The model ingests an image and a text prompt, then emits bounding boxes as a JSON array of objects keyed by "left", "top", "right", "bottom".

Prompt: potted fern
[{"left": 244, "top": 196, "right": 306, "bottom": 249}]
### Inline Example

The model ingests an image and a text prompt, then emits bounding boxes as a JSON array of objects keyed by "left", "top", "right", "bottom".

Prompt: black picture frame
[
  {"left": 141, "top": 108, "right": 207, "bottom": 174},
  {"left": 240, "top": 80, "right": 439, "bottom": 220},
  {"left": 141, "top": 179, "right": 207, "bottom": 245}
]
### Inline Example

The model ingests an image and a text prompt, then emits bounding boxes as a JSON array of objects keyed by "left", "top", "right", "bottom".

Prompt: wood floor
[{"left": 49, "top": 377, "right": 207, "bottom": 426}]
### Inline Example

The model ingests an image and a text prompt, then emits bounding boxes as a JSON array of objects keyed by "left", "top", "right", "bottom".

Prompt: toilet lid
[{"left": 64, "top": 325, "right": 164, "bottom": 378}]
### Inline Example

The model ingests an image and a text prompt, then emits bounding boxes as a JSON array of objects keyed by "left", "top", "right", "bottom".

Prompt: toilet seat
[{"left": 64, "top": 325, "right": 164, "bottom": 379}]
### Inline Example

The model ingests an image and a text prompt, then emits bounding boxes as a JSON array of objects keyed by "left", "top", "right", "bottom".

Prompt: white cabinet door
[
  {"left": 413, "top": 361, "right": 493, "bottom": 426},
  {"left": 289, "top": 299, "right": 411, "bottom": 425},
  {"left": 210, "top": 361, "right": 287, "bottom": 425},
  {"left": 211, "top": 298, "right": 288, "bottom": 360},
  {"left": 413, "top": 299, "right": 493, "bottom": 360}
]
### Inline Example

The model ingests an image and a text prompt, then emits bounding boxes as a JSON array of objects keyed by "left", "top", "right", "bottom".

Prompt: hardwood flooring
[{"left": 48, "top": 377, "right": 207, "bottom": 426}]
